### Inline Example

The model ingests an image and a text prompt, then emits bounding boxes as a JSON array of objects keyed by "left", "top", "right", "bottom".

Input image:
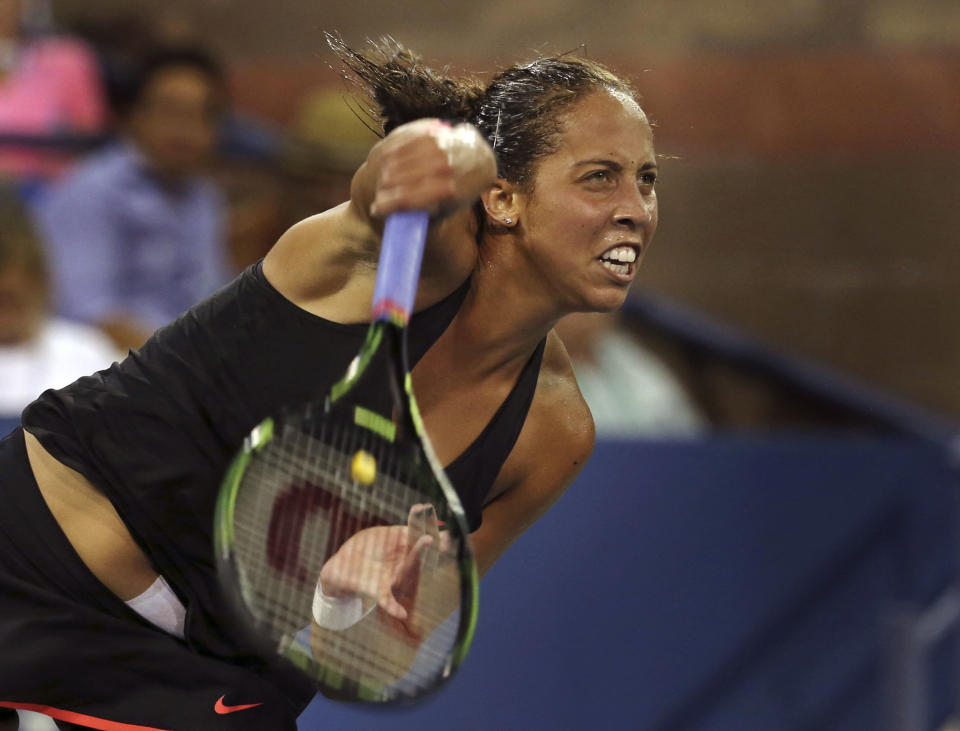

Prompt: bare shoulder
[
  {"left": 470, "top": 330, "right": 595, "bottom": 574},
  {"left": 539, "top": 329, "right": 593, "bottom": 411},
  {"left": 523, "top": 329, "right": 595, "bottom": 465},
  {"left": 494, "top": 330, "right": 595, "bottom": 498}
]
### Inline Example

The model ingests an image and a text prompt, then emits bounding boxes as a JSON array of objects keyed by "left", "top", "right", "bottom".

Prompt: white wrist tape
[
  {"left": 125, "top": 575, "right": 187, "bottom": 638},
  {"left": 312, "top": 582, "right": 374, "bottom": 631}
]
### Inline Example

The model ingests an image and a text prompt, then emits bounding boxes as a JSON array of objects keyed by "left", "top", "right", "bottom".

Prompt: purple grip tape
[{"left": 371, "top": 211, "right": 430, "bottom": 324}]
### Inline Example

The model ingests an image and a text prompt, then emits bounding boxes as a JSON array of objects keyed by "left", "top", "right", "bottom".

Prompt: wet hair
[
  {"left": 114, "top": 45, "right": 228, "bottom": 119},
  {"left": 329, "top": 35, "right": 641, "bottom": 192}
]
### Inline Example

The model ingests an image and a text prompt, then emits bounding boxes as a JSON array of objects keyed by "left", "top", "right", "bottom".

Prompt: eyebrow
[{"left": 574, "top": 158, "right": 659, "bottom": 171}]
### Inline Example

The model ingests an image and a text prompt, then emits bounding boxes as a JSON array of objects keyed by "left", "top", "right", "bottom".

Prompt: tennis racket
[{"left": 215, "top": 211, "right": 479, "bottom": 703}]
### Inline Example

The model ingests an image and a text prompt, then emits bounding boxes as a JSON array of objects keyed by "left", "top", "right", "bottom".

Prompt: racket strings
[
  {"left": 230, "top": 414, "right": 464, "bottom": 697},
  {"left": 315, "top": 420, "right": 462, "bottom": 690},
  {"left": 235, "top": 419, "right": 402, "bottom": 629}
]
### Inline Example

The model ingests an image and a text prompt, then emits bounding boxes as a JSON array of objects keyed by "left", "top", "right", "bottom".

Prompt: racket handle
[{"left": 371, "top": 211, "right": 430, "bottom": 325}]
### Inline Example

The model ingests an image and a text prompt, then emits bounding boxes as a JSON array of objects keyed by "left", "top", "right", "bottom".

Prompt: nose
[{"left": 613, "top": 188, "right": 656, "bottom": 231}]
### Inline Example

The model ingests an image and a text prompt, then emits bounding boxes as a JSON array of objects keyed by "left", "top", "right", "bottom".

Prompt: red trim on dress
[{"left": 0, "top": 702, "right": 173, "bottom": 731}]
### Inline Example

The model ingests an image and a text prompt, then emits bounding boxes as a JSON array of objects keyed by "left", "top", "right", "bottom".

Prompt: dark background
[{"left": 49, "top": 0, "right": 960, "bottom": 419}]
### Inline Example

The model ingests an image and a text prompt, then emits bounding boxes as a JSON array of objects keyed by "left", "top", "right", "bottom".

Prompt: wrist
[{"left": 312, "top": 581, "right": 374, "bottom": 631}]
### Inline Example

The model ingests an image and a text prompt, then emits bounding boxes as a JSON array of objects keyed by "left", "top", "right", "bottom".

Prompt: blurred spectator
[
  {"left": 35, "top": 45, "right": 232, "bottom": 352},
  {"left": 289, "top": 88, "right": 379, "bottom": 178},
  {"left": 204, "top": 87, "right": 378, "bottom": 275},
  {"left": 62, "top": 6, "right": 288, "bottom": 273},
  {"left": 59, "top": 5, "right": 200, "bottom": 122},
  {"left": 212, "top": 158, "right": 286, "bottom": 271},
  {"left": 0, "top": 185, "right": 118, "bottom": 436},
  {"left": 280, "top": 88, "right": 378, "bottom": 224},
  {"left": 0, "top": 0, "right": 106, "bottom": 186},
  {"left": 556, "top": 311, "right": 707, "bottom": 438}
]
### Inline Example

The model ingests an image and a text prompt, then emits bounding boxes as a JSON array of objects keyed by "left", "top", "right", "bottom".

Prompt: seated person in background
[
  {"left": 283, "top": 87, "right": 380, "bottom": 219},
  {"left": 61, "top": 5, "right": 201, "bottom": 121},
  {"left": 0, "top": 0, "right": 106, "bottom": 186},
  {"left": 556, "top": 310, "right": 707, "bottom": 438},
  {"left": 0, "top": 186, "right": 118, "bottom": 436},
  {"left": 34, "top": 44, "right": 231, "bottom": 352}
]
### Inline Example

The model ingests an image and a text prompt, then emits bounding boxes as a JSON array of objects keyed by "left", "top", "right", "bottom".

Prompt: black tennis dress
[{"left": 0, "top": 261, "right": 545, "bottom": 731}]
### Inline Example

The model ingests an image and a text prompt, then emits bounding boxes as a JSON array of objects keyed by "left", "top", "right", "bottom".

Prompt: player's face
[{"left": 515, "top": 89, "right": 658, "bottom": 312}]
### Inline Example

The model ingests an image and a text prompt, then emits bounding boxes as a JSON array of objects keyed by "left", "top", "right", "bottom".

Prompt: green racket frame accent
[
  {"left": 329, "top": 326, "right": 383, "bottom": 405},
  {"left": 403, "top": 372, "right": 480, "bottom": 668},
  {"left": 354, "top": 405, "right": 397, "bottom": 442},
  {"left": 215, "top": 417, "right": 274, "bottom": 557},
  {"left": 215, "top": 321, "right": 480, "bottom": 703}
]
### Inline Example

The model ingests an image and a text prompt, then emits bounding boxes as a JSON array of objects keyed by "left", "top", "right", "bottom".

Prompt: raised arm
[{"left": 263, "top": 120, "right": 496, "bottom": 321}]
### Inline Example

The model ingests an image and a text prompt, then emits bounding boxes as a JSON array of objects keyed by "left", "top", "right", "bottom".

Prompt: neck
[{"left": 442, "top": 242, "right": 566, "bottom": 376}]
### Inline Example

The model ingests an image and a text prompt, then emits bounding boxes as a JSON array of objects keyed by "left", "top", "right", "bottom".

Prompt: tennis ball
[{"left": 351, "top": 450, "right": 377, "bottom": 484}]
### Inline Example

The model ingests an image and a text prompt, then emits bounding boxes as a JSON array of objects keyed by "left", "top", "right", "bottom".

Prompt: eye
[
  {"left": 582, "top": 169, "right": 616, "bottom": 189},
  {"left": 639, "top": 171, "right": 658, "bottom": 187}
]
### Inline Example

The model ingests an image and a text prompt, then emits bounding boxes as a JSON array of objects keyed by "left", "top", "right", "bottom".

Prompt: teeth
[
  {"left": 600, "top": 245, "right": 637, "bottom": 263},
  {"left": 600, "top": 260, "right": 630, "bottom": 276}
]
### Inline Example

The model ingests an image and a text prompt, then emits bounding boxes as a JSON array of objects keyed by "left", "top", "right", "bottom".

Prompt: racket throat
[{"left": 328, "top": 324, "right": 417, "bottom": 444}]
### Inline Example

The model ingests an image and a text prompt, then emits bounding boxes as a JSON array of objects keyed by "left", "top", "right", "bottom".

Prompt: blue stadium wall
[{"left": 298, "top": 435, "right": 959, "bottom": 730}]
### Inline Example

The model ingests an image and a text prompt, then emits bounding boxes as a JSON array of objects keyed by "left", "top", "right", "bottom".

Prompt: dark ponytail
[
  {"left": 327, "top": 35, "right": 485, "bottom": 135},
  {"left": 329, "top": 35, "right": 643, "bottom": 197}
]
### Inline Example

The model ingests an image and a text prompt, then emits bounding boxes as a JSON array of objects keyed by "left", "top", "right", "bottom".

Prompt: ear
[{"left": 480, "top": 180, "right": 521, "bottom": 229}]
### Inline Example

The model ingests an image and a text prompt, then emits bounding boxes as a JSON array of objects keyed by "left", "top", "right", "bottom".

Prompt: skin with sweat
[{"left": 25, "top": 88, "right": 657, "bottom": 604}]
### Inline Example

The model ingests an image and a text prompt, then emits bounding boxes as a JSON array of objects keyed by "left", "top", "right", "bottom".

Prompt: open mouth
[{"left": 598, "top": 245, "right": 639, "bottom": 277}]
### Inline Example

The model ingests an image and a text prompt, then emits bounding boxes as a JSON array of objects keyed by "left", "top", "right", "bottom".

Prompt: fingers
[
  {"left": 378, "top": 607, "right": 423, "bottom": 643},
  {"left": 407, "top": 503, "right": 438, "bottom": 541},
  {"left": 377, "top": 533, "right": 436, "bottom": 643},
  {"left": 398, "top": 533, "right": 434, "bottom": 590},
  {"left": 378, "top": 592, "right": 410, "bottom": 622},
  {"left": 438, "top": 529, "right": 454, "bottom": 556},
  {"left": 381, "top": 532, "right": 434, "bottom": 618},
  {"left": 424, "top": 506, "right": 441, "bottom": 543},
  {"left": 409, "top": 503, "right": 441, "bottom": 569},
  {"left": 371, "top": 144, "right": 456, "bottom": 217},
  {"left": 370, "top": 120, "right": 495, "bottom": 218}
]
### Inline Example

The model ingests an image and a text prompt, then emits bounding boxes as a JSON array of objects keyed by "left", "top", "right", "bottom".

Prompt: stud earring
[{"left": 504, "top": 218, "right": 513, "bottom": 225}]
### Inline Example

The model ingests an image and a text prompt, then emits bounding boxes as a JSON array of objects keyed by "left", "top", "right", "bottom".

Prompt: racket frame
[{"left": 215, "top": 211, "right": 479, "bottom": 702}]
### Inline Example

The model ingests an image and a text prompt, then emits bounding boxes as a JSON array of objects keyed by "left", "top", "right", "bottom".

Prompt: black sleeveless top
[{"left": 22, "top": 260, "right": 545, "bottom": 661}]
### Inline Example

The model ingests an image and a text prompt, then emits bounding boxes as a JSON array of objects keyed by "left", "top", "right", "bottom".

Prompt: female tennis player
[{"left": 0, "top": 38, "right": 658, "bottom": 730}]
